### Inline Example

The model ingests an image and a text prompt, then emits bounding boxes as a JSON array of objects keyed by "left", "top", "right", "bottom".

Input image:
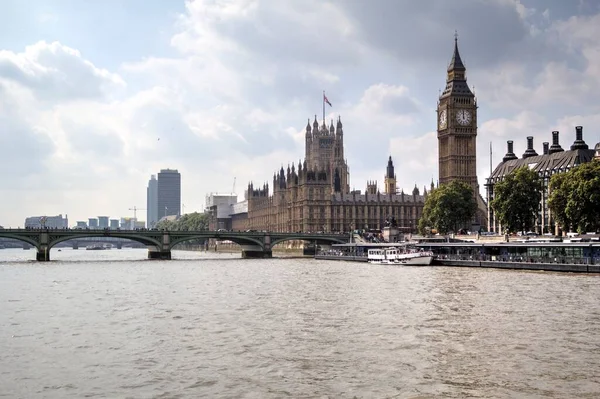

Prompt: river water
[{"left": 1, "top": 248, "right": 599, "bottom": 398}]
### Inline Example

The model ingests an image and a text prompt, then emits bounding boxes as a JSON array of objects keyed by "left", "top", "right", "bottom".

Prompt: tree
[
  {"left": 548, "top": 160, "right": 600, "bottom": 233},
  {"left": 418, "top": 181, "right": 476, "bottom": 235},
  {"left": 491, "top": 166, "right": 542, "bottom": 234},
  {"left": 155, "top": 212, "right": 209, "bottom": 231}
]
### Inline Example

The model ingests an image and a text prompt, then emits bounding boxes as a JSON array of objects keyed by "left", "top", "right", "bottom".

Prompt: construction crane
[{"left": 129, "top": 206, "right": 146, "bottom": 219}]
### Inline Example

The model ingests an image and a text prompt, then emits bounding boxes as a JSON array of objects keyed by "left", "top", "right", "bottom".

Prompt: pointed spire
[
  {"left": 386, "top": 155, "right": 394, "bottom": 179},
  {"left": 412, "top": 184, "right": 420, "bottom": 196},
  {"left": 448, "top": 30, "right": 465, "bottom": 72},
  {"left": 306, "top": 118, "right": 311, "bottom": 132}
]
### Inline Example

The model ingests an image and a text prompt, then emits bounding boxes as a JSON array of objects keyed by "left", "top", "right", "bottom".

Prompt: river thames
[{"left": 1, "top": 248, "right": 599, "bottom": 398}]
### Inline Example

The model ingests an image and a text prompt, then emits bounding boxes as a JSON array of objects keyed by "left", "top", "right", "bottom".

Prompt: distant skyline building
[
  {"left": 157, "top": 169, "right": 181, "bottom": 219},
  {"left": 24, "top": 214, "right": 68, "bottom": 229},
  {"left": 88, "top": 218, "right": 98, "bottom": 228},
  {"left": 147, "top": 174, "right": 158, "bottom": 228},
  {"left": 110, "top": 219, "right": 119, "bottom": 229},
  {"left": 98, "top": 216, "right": 109, "bottom": 229},
  {"left": 76, "top": 221, "right": 87, "bottom": 229},
  {"left": 205, "top": 193, "right": 238, "bottom": 230}
]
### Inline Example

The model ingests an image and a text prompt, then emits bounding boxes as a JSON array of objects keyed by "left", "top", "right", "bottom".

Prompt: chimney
[
  {"left": 570, "top": 125, "right": 589, "bottom": 150},
  {"left": 549, "top": 131, "right": 564, "bottom": 154},
  {"left": 502, "top": 140, "right": 518, "bottom": 162},
  {"left": 523, "top": 136, "right": 538, "bottom": 159},
  {"left": 543, "top": 142, "right": 549, "bottom": 155}
]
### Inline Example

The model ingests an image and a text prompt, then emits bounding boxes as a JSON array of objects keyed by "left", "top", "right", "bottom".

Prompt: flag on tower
[{"left": 323, "top": 93, "right": 332, "bottom": 107}]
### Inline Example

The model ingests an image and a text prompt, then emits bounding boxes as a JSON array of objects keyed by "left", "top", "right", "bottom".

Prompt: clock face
[
  {"left": 456, "top": 109, "right": 472, "bottom": 125},
  {"left": 438, "top": 110, "right": 447, "bottom": 129}
]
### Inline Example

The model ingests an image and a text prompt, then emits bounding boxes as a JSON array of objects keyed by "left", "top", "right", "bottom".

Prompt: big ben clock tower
[{"left": 437, "top": 34, "right": 478, "bottom": 193}]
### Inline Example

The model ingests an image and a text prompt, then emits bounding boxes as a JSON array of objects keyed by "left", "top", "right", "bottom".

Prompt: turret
[
  {"left": 336, "top": 116, "right": 343, "bottom": 136},
  {"left": 522, "top": 136, "right": 538, "bottom": 159},
  {"left": 502, "top": 140, "right": 518, "bottom": 162},
  {"left": 279, "top": 166, "right": 286, "bottom": 189},
  {"left": 386, "top": 155, "right": 395, "bottom": 179},
  {"left": 542, "top": 142, "right": 549, "bottom": 155},
  {"left": 329, "top": 119, "right": 335, "bottom": 135},
  {"left": 570, "top": 126, "right": 589, "bottom": 150},
  {"left": 549, "top": 131, "right": 564, "bottom": 154}
]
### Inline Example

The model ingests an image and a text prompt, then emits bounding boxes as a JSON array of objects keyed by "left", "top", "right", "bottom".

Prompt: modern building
[
  {"left": 486, "top": 127, "right": 599, "bottom": 234},
  {"left": 146, "top": 175, "right": 158, "bottom": 228},
  {"left": 24, "top": 214, "right": 68, "bottom": 229},
  {"left": 88, "top": 218, "right": 98, "bottom": 229},
  {"left": 75, "top": 221, "right": 87, "bottom": 229},
  {"left": 229, "top": 199, "right": 249, "bottom": 232},
  {"left": 98, "top": 216, "right": 109, "bottom": 229},
  {"left": 205, "top": 193, "right": 238, "bottom": 230},
  {"left": 243, "top": 37, "right": 478, "bottom": 233},
  {"left": 157, "top": 169, "right": 181, "bottom": 219},
  {"left": 110, "top": 219, "right": 119, "bottom": 229},
  {"left": 120, "top": 217, "right": 136, "bottom": 230}
]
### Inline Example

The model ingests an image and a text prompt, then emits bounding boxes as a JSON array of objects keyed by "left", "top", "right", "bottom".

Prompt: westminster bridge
[{"left": 0, "top": 229, "right": 349, "bottom": 261}]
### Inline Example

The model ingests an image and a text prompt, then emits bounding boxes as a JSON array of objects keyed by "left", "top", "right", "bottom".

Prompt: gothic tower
[
  {"left": 384, "top": 156, "right": 396, "bottom": 194},
  {"left": 437, "top": 34, "right": 478, "bottom": 193},
  {"left": 304, "top": 115, "right": 350, "bottom": 194}
]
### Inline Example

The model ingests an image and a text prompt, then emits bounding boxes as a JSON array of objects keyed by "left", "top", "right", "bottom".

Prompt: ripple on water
[{"left": 1, "top": 251, "right": 600, "bottom": 398}]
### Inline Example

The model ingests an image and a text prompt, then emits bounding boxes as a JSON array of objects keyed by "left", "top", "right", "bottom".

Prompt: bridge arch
[
  {"left": 48, "top": 233, "right": 162, "bottom": 250},
  {"left": 169, "top": 234, "right": 264, "bottom": 250},
  {"left": 270, "top": 236, "right": 347, "bottom": 248},
  {"left": 0, "top": 232, "right": 40, "bottom": 248}
]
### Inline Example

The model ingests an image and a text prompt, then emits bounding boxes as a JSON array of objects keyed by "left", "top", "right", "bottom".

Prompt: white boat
[
  {"left": 86, "top": 244, "right": 106, "bottom": 251},
  {"left": 368, "top": 246, "right": 434, "bottom": 266}
]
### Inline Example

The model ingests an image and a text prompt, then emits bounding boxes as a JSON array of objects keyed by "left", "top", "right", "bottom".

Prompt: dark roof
[
  {"left": 447, "top": 38, "right": 465, "bottom": 72},
  {"left": 440, "top": 38, "right": 473, "bottom": 98},
  {"left": 489, "top": 148, "right": 596, "bottom": 182},
  {"left": 440, "top": 80, "right": 473, "bottom": 98}
]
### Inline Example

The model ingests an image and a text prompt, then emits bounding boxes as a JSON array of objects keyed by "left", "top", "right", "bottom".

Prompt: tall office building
[
  {"left": 157, "top": 169, "right": 181, "bottom": 219},
  {"left": 146, "top": 175, "right": 158, "bottom": 228},
  {"left": 98, "top": 216, "right": 109, "bottom": 229}
]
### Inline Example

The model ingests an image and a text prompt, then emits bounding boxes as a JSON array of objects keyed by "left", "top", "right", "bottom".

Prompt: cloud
[
  {"left": 1, "top": 0, "right": 600, "bottom": 227},
  {"left": 0, "top": 41, "right": 125, "bottom": 103}
]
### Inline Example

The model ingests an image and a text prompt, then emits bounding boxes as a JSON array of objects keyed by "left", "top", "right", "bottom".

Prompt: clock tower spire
[{"left": 436, "top": 33, "right": 478, "bottom": 191}]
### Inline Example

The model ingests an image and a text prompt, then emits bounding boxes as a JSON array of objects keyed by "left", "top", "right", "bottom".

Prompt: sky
[{"left": 1, "top": 0, "right": 600, "bottom": 227}]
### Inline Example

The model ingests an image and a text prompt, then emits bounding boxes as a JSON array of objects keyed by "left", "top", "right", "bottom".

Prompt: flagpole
[{"left": 322, "top": 90, "right": 325, "bottom": 124}]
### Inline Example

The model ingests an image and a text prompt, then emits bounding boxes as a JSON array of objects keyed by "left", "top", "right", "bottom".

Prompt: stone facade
[
  {"left": 245, "top": 37, "right": 486, "bottom": 233},
  {"left": 436, "top": 36, "right": 487, "bottom": 228},
  {"left": 246, "top": 155, "right": 429, "bottom": 233}
]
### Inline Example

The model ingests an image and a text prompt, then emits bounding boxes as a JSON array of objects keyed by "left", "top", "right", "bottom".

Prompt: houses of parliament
[{"left": 244, "top": 37, "right": 486, "bottom": 233}]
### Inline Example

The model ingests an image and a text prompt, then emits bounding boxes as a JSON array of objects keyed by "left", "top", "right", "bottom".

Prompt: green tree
[
  {"left": 491, "top": 166, "right": 542, "bottom": 234},
  {"left": 548, "top": 160, "right": 600, "bottom": 233},
  {"left": 155, "top": 212, "right": 209, "bottom": 231},
  {"left": 418, "top": 181, "right": 476, "bottom": 235}
]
